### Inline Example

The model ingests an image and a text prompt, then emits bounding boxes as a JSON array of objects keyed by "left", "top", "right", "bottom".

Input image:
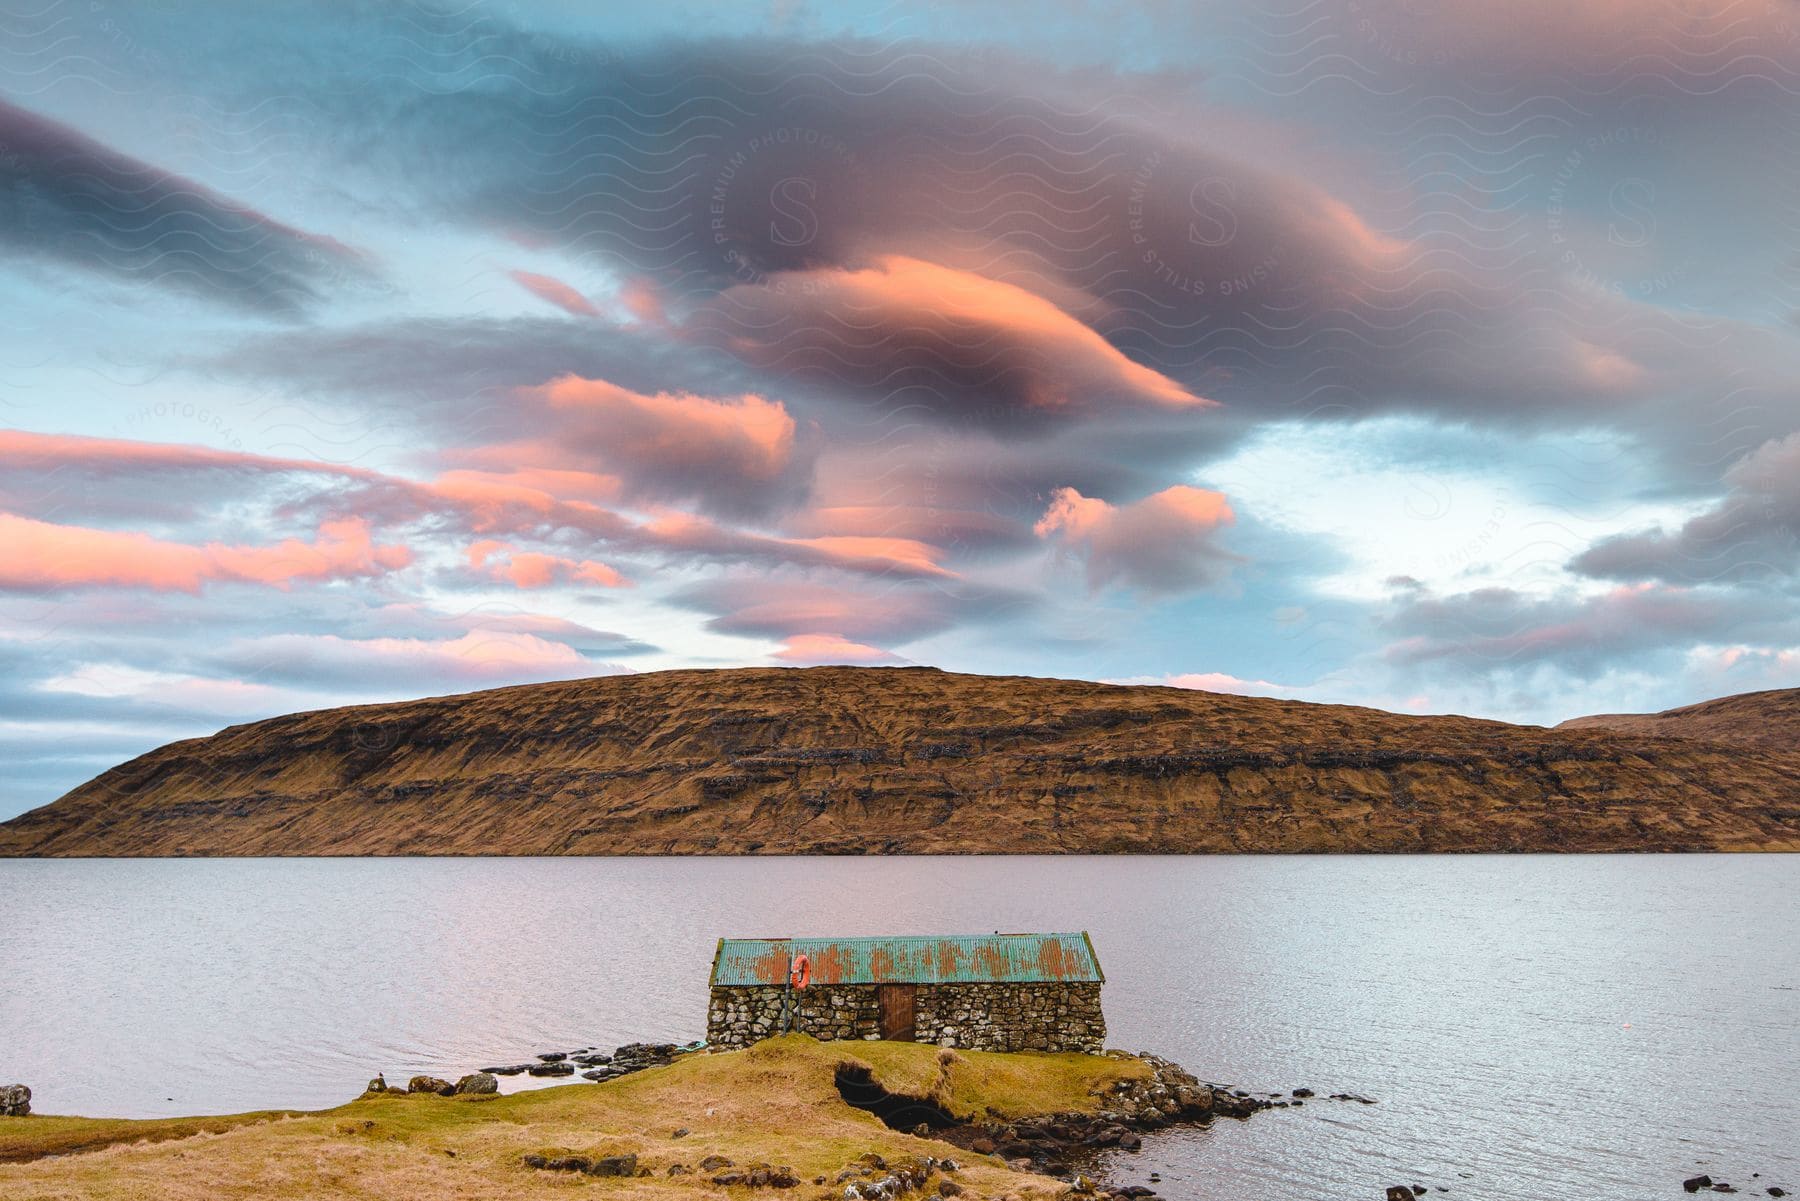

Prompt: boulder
[
  {"left": 700, "top": 1154, "right": 735, "bottom": 1171},
  {"left": 406, "top": 1076, "right": 455, "bottom": 1096},
  {"left": 527, "top": 1062, "right": 574, "bottom": 1077},
  {"left": 1684, "top": 1178, "right": 1714, "bottom": 1194},
  {"left": 1385, "top": 1189, "right": 1416, "bottom": 1201},
  {"left": 586, "top": 1154, "right": 638, "bottom": 1177},
  {"left": 0, "top": 1084, "right": 30, "bottom": 1117},
  {"left": 363, "top": 1074, "right": 387, "bottom": 1094},
  {"left": 454, "top": 1072, "right": 498, "bottom": 1095},
  {"left": 536, "top": 1052, "right": 568, "bottom": 1062},
  {"left": 546, "top": 1155, "right": 592, "bottom": 1172}
]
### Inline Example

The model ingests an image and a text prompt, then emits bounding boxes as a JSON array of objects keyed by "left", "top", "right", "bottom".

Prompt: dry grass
[
  {"left": 0, "top": 1037, "right": 1142, "bottom": 1201},
  {"left": 0, "top": 1110, "right": 306, "bottom": 1163}
]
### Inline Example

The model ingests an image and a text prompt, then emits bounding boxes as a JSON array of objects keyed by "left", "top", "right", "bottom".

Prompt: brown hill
[
  {"left": 2, "top": 667, "right": 1797, "bottom": 856},
  {"left": 1556, "top": 687, "right": 1800, "bottom": 753}
]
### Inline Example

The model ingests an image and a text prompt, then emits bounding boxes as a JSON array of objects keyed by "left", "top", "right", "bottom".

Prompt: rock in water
[
  {"left": 1685, "top": 1178, "right": 1715, "bottom": 1194},
  {"left": 1386, "top": 1189, "right": 1417, "bottom": 1201},
  {"left": 0, "top": 1084, "right": 29, "bottom": 1117},
  {"left": 454, "top": 1072, "right": 498, "bottom": 1095}
]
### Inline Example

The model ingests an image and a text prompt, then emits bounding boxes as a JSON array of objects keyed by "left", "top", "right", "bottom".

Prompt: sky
[{"left": 2, "top": 0, "right": 1799, "bottom": 819}]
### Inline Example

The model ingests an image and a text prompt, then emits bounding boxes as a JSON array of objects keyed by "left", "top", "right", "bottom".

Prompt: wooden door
[{"left": 876, "top": 984, "right": 916, "bottom": 1041}]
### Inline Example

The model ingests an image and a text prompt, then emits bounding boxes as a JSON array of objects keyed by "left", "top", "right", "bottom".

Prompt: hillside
[
  {"left": 2, "top": 667, "right": 1797, "bottom": 856},
  {"left": 1556, "top": 687, "right": 1800, "bottom": 752}
]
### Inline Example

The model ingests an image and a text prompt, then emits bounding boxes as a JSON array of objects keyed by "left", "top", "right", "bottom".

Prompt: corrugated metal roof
[{"left": 709, "top": 932, "right": 1103, "bottom": 986}]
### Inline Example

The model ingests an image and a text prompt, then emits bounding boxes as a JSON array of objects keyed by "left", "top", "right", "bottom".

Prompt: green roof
[{"left": 709, "top": 932, "right": 1103, "bottom": 986}]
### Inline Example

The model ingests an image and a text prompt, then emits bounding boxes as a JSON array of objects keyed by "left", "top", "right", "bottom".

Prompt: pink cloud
[
  {"left": 0, "top": 429, "right": 382, "bottom": 482},
  {"left": 531, "top": 375, "right": 797, "bottom": 481},
  {"left": 1035, "top": 484, "right": 1237, "bottom": 592},
  {"left": 704, "top": 255, "right": 1211, "bottom": 416},
  {"left": 1155, "top": 672, "right": 1297, "bottom": 698},
  {"left": 0, "top": 513, "right": 410, "bottom": 593},
  {"left": 788, "top": 535, "right": 955, "bottom": 579},
  {"left": 466, "top": 540, "right": 628, "bottom": 589},
  {"left": 772, "top": 633, "right": 906, "bottom": 665},
  {"left": 616, "top": 276, "right": 669, "bottom": 327},
  {"left": 222, "top": 630, "right": 615, "bottom": 688},
  {"left": 509, "top": 269, "right": 600, "bottom": 318},
  {"left": 449, "top": 375, "right": 811, "bottom": 517},
  {"left": 0, "top": 429, "right": 933, "bottom": 591},
  {"left": 645, "top": 511, "right": 956, "bottom": 580}
]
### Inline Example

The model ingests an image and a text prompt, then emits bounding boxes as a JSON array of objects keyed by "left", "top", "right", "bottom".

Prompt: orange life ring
[{"left": 789, "top": 953, "right": 811, "bottom": 990}]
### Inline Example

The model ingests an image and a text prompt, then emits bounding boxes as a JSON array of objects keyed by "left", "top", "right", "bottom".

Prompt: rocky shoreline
[
  {"left": 378, "top": 1041, "right": 1354, "bottom": 1201},
  {"left": 924, "top": 1053, "right": 1381, "bottom": 1198}
]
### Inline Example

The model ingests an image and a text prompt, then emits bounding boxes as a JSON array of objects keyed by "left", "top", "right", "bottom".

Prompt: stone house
[{"left": 706, "top": 932, "right": 1105, "bottom": 1052}]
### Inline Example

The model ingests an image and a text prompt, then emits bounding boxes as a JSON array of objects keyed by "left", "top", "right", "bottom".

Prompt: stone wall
[
  {"left": 914, "top": 982, "right": 1104, "bottom": 1053},
  {"left": 706, "top": 982, "right": 1104, "bottom": 1053},
  {"left": 708, "top": 984, "right": 882, "bottom": 1046}
]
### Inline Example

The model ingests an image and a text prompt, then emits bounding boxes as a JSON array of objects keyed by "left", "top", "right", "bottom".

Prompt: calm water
[{"left": 1, "top": 855, "right": 1794, "bottom": 1199}]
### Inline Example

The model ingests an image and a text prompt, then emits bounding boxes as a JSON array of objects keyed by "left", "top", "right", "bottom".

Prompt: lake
[{"left": 1, "top": 855, "right": 1794, "bottom": 1199}]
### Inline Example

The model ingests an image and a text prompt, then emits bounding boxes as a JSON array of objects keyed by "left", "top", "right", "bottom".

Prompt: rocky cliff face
[{"left": 2, "top": 667, "right": 1797, "bottom": 856}]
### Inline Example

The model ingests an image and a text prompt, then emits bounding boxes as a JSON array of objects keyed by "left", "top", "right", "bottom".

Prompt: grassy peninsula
[{"left": 0, "top": 1037, "right": 1172, "bottom": 1200}]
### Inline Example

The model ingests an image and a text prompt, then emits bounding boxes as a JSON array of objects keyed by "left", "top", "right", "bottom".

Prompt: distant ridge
[
  {"left": 2, "top": 667, "right": 1797, "bottom": 856},
  {"left": 1556, "top": 687, "right": 1800, "bottom": 753}
]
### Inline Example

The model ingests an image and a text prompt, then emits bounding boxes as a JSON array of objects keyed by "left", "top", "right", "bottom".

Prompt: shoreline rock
[
  {"left": 923, "top": 1052, "right": 1280, "bottom": 1190},
  {"left": 1, "top": 1084, "right": 30, "bottom": 1117}
]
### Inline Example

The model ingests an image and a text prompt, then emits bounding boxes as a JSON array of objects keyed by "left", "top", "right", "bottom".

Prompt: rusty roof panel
[{"left": 709, "top": 932, "right": 1102, "bottom": 986}]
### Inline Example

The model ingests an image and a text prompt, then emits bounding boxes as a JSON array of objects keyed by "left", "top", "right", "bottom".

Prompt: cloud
[
  {"left": 699, "top": 255, "right": 1208, "bottom": 423},
  {"left": 0, "top": 514, "right": 410, "bottom": 593},
  {"left": 1034, "top": 484, "right": 1237, "bottom": 592},
  {"left": 466, "top": 540, "right": 628, "bottom": 589},
  {"left": 509, "top": 270, "right": 600, "bottom": 317},
  {"left": 210, "top": 630, "right": 622, "bottom": 691},
  {"left": 1110, "top": 671, "right": 1305, "bottom": 699},
  {"left": 503, "top": 374, "right": 808, "bottom": 516},
  {"left": 0, "top": 97, "right": 369, "bottom": 315},
  {"left": 0, "top": 428, "right": 385, "bottom": 523},
  {"left": 1572, "top": 433, "right": 1800, "bottom": 583},
  {"left": 344, "top": 603, "right": 656, "bottom": 657},
  {"left": 1378, "top": 580, "right": 1792, "bottom": 677},
  {"left": 0, "top": 427, "right": 960, "bottom": 592},
  {"left": 771, "top": 632, "right": 906, "bottom": 665},
  {"left": 1305, "top": 0, "right": 1800, "bottom": 85}
]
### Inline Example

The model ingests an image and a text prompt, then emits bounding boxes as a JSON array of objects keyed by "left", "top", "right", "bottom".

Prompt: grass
[
  {"left": 844, "top": 1042, "right": 1150, "bottom": 1120},
  {"left": 0, "top": 1110, "right": 307, "bottom": 1163},
  {"left": 0, "top": 1037, "right": 1149, "bottom": 1200}
]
